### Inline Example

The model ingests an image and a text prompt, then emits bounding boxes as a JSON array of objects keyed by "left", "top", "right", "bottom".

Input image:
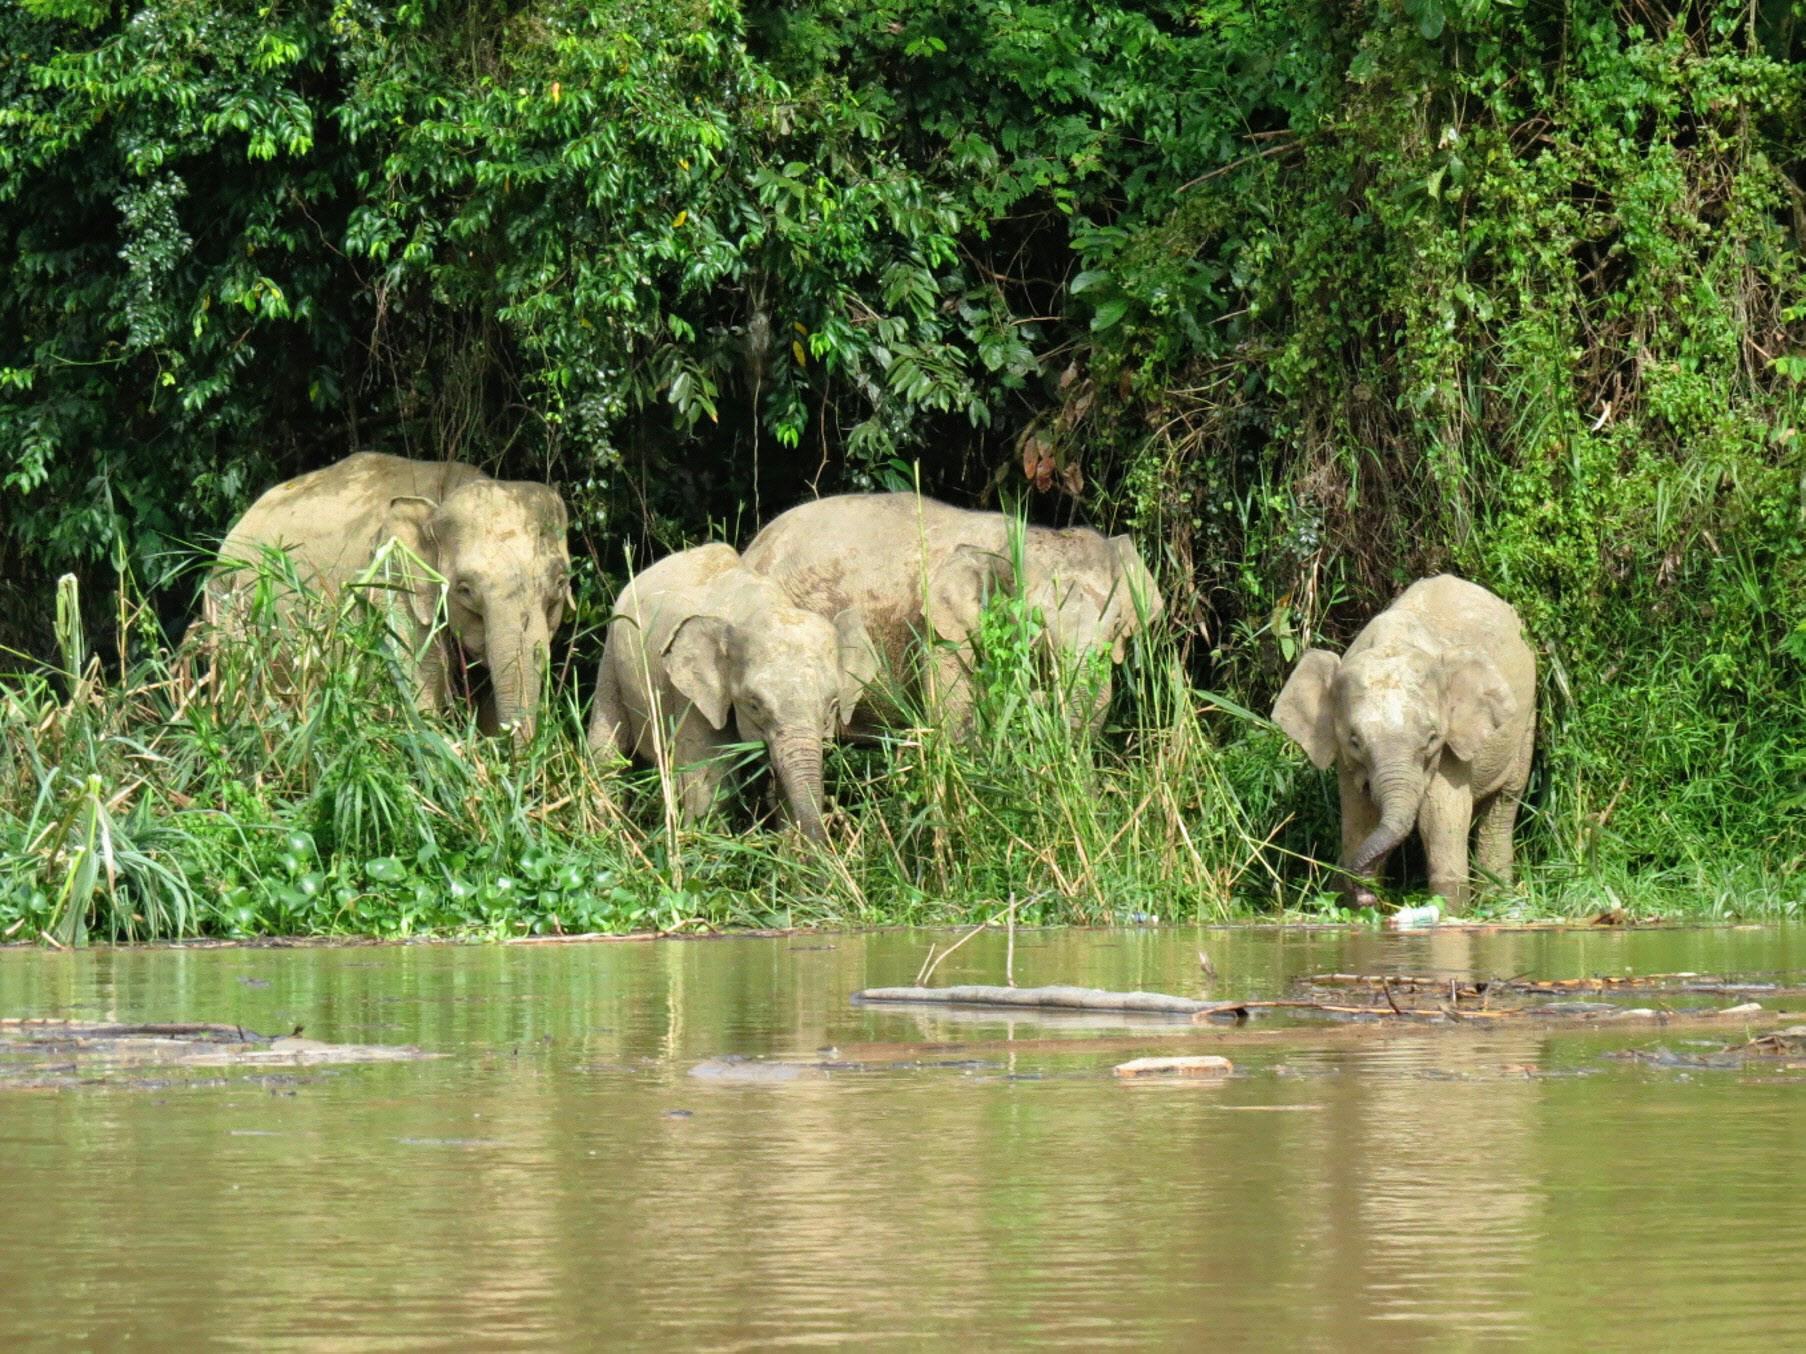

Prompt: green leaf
[
  {"left": 364, "top": 857, "right": 407, "bottom": 884},
  {"left": 1090, "top": 297, "right": 1130, "bottom": 332}
]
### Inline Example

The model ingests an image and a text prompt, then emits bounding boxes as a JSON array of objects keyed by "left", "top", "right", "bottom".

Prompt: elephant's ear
[
  {"left": 925, "top": 543, "right": 1008, "bottom": 646},
  {"left": 1042, "top": 576, "right": 1111, "bottom": 661},
  {"left": 1084, "top": 564, "right": 1133, "bottom": 665},
  {"left": 831, "top": 606, "right": 880, "bottom": 727},
  {"left": 382, "top": 496, "right": 443, "bottom": 629},
  {"left": 1272, "top": 648, "right": 1341, "bottom": 771},
  {"left": 662, "top": 614, "right": 732, "bottom": 731},
  {"left": 1442, "top": 649, "right": 1517, "bottom": 762},
  {"left": 1108, "top": 534, "right": 1165, "bottom": 644}
]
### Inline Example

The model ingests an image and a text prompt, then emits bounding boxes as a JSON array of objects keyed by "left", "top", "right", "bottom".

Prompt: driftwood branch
[
  {"left": 0, "top": 1019, "right": 268, "bottom": 1042},
  {"left": 854, "top": 985, "right": 1215, "bottom": 1015},
  {"left": 1306, "top": 971, "right": 1806, "bottom": 999}
]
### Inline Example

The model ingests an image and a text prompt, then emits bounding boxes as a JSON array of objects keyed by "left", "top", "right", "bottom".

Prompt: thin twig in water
[
  {"left": 1006, "top": 892, "right": 1017, "bottom": 988},
  {"left": 914, "top": 944, "right": 938, "bottom": 986},
  {"left": 918, "top": 895, "right": 1026, "bottom": 987},
  {"left": 919, "top": 928, "right": 982, "bottom": 986}
]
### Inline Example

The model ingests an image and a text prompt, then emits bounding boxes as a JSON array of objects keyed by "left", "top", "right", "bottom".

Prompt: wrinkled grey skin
[
  {"left": 1271, "top": 575, "right": 1536, "bottom": 913},
  {"left": 209, "top": 452, "right": 571, "bottom": 740},
  {"left": 587, "top": 543, "right": 878, "bottom": 841},
  {"left": 739, "top": 492, "right": 1164, "bottom": 736}
]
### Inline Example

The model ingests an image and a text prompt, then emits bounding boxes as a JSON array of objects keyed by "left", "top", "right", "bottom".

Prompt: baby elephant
[
  {"left": 1271, "top": 574, "right": 1535, "bottom": 912},
  {"left": 587, "top": 544, "right": 878, "bottom": 841}
]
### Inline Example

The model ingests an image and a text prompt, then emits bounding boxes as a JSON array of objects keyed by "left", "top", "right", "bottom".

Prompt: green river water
[{"left": 2, "top": 922, "right": 1803, "bottom": 1350}]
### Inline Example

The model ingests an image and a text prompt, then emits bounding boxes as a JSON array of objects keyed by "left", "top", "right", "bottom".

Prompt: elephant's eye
[{"left": 454, "top": 580, "right": 479, "bottom": 607}]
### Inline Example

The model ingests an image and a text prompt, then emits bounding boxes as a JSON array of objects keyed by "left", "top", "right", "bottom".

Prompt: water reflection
[{"left": 0, "top": 925, "right": 1802, "bottom": 1349}]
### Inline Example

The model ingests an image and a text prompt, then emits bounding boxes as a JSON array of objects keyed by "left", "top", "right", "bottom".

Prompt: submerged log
[
  {"left": 0, "top": 1018, "right": 441, "bottom": 1090},
  {"left": 1114, "top": 1055, "right": 1233, "bottom": 1078},
  {"left": 852, "top": 985, "right": 1220, "bottom": 1014}
]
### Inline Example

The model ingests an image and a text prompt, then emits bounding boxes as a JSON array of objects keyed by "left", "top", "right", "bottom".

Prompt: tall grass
[
  {"left": 0, "top": 545, "right": 1301, "bottom": 943},
  {"left": 3, "top": 540, "right": 1800, "bottom": 946}
]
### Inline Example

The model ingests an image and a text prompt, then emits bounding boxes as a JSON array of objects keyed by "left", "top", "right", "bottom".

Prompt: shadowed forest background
[{"left": 2, "top": 0, "right": 1803, "bottom": 938}]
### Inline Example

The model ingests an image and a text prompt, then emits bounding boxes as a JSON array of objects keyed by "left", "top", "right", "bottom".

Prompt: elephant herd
[{"left": 207, "top": 451, "right": 1537, "bottom": 911}]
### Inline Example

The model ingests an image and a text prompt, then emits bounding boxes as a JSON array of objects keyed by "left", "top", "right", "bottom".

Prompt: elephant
[
  {"left": 587, "top": 543, "right": 878, "bottom": 841},
  {"left": 207, "top": 451, "right": 571, "bottom": 739},
  {"left": 738, "top": 492, "right": 1164, "bottom": 736},
  {"left": 1270, "top": 574, "right": 1536, "bottom": 913}
]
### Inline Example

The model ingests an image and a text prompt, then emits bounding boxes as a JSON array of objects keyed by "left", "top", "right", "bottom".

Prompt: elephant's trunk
[
  {"left": 488, "top": 611, "right": 550, "bottom": 743},
  {"left": 770, "top": 728, "right": 827, "bottom": 843},
  {"left": 1347, "top": 762, "right": 1422, "bottom": 878}
]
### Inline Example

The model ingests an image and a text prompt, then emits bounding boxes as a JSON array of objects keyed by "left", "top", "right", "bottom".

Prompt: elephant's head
[
  {"left": 382, "top": 479, "right": 571, "bottom": 740},
  {"left": 928, "top": 529, "right": 1164, "bottom": 725},
  {"left": 661, "top": 604, "right": 878, "bottom": 841},
  {"left": 1272, "top": 641, "right": 1517, "bottom": 890}
]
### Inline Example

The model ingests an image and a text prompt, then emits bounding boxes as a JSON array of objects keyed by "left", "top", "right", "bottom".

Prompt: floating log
[
  {"left": 1304, "top": 971, "right": 1806, "bottom": 998},
  {"left": 851, "top": 984, "right": 1797, "bottom": 1028},
  {"left": 1114, "top": 1055, "right": 1233, "bottom": 1078},
  {"left": 853, "top": 985, "right": 1218, "bottom": 1014},
  {"left": 855, "top": 987, "right": 1457, "bottom": 1023}
]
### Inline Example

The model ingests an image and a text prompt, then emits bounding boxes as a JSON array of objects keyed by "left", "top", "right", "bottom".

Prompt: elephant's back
[
  {"left": 743, "top": 493, "right": 994, "bottom": 614},
  {"left": 1393, "top": 574, "right": 1535, "bottom": 682},
  {"left": 616, "top": 543, "right": 739, "bottom": 605},
  {"left": 216, "top": 453, "right": 487, "bottom": 596},
  {"left": 742, "top": 494, "right": 1017, "bottom": 708},
  {"left": 607, "top": 543, "right": 739, "bottom": 651}
]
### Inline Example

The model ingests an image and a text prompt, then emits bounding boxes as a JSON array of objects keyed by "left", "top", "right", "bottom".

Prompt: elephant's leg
[
  {"left": 476, "top": 688, "right": 502, "bottom": 737},
  {"left": 1336, "top": 766, "right": 1384, "bottom": 903},
  {"left": 586, "top": 658, "right": 631, "bottom": 760},
  {"left": 666, "top": 712, "right": 728, "bottom": 824},
  {"left": 1417, "top": 762, "right": 1476, "bottom": 914},
  {"left": 1475, "top": 721, "right": 1533, "bottom": 885},
  {"left": 925, "top": 644, "right": 978, "bottom": 740}
]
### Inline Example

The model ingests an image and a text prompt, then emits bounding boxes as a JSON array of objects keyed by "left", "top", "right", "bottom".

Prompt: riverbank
[{"left": 4, "top": 586, "right": 1799, "bottom": 946}]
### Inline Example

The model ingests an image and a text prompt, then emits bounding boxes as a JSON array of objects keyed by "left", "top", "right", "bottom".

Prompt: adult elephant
[
  {"left": 588, "top": 544, "right": 876, "bottom": 841},
  {"left": 739, "top": 492, "right": 1163, "bottom": 735},
  {"left": 207, "top": 452, "right": 572, "bottom": 740},
  {"left": 1270, "top": 574, "right": 1536, "bottom": 913}
]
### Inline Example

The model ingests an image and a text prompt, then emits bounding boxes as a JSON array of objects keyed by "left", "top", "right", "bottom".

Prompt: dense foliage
[{"left": 3, "top": 0, "right": 1804, "bottom": 938}]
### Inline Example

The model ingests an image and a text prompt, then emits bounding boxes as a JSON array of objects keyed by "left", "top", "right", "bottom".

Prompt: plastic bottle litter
[{"left": 1386, "top": 904, "right": 1441, "bottom": 930}]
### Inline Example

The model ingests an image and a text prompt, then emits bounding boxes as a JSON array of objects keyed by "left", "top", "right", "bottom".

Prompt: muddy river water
[{"left": 3, "top": 922, "right": 1803, "bottom": 1349}]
